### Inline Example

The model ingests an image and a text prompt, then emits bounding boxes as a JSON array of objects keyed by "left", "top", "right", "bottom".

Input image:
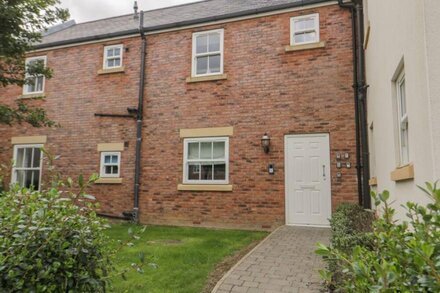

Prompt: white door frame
[{"left": 284, "top": 133, "right": 332, "bottom": 227}]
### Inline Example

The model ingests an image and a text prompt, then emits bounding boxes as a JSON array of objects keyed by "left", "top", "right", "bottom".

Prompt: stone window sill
[
  {"left": 177, "top": 184, "right": 233, "bottom": 192},
  {"left": 369, "top": 177, "right": 378, "bottom": 186},
  {"left": 97, "top": 66, "right": 125, "bottom": 75},
  {"left": 285, "top": 41, "right": 326, "bottom": 52},
  {"left": 18, "top": 93, "right": 46, "bottom": 100},
  {"left": 95, "top": 178, "right": 123, "bottom": 184},
  {"left": 390, "top": 164, "right": 414, "bottom": 182},
  {"left": 186, "top": 74, "right": 227, "bottom": 83}
]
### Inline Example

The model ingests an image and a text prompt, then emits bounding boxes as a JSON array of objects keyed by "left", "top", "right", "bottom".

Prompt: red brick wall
[
  {"left": 140, "top": 4, "right": 357, "bottom": 230},
  {"left": 0, "top": 37, "right": 141, "bottom": 214},
  {"left": 0, "top": 4, "right": 357, "bottom": 230}
]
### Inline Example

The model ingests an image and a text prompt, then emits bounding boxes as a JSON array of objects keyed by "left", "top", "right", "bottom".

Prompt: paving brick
[{"left": 213, "top": 226, "right": 330, "bottom": 293}]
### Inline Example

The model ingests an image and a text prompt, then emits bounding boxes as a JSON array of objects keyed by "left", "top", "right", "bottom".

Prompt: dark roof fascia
[{"left": 33, "top": 0, "right": 333, "bottom": 50}]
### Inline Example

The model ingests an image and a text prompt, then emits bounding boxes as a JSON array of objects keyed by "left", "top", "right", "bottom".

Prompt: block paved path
[{"left": 212, "top": 226, "right": 331, "bottom": 293}]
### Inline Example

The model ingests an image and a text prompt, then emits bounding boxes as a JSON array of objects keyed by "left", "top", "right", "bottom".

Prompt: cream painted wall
[
  {"left": 365, "top": 0, "right": 438, "bottom": 219},
  {"left": 424, "top": 0, "right": 440, "bottom": 179}
]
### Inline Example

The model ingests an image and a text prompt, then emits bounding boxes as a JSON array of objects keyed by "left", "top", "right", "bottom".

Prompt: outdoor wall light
[{"left": 261, "top": 133, "right": 271, "bottom": 154}]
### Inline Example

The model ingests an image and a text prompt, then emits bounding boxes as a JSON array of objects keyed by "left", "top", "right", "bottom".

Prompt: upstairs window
[
  {"left": 192, "top": 29, "right": 224, "bottom": 77},
  {"left": 290, "top": 14, "right": 320, "bottom": 46},
  {"left": 12, "top": 145, "right": 43, "bottom": 190},
  {"left": 100, "top": 152, "right": 121, "bottom": 178},
  {"left": 24, "top": 56, "right": 46, "bottom": 94},
  {"left": 183, "top": 137, "right": 229, "bottom": 184},
  {"left": 396, "top": 70, "right": 409, "bottom": 165},
  {"left": 103, "top": 44, "right": 123, "bottom": 69}
]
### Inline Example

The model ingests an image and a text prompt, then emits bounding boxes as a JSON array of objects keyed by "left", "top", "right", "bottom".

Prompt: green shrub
[
  {"left": 330, "top": 203, "right": 375, "bottom": 252},
  {"left": 317, "top": 183, "right": 440, "bottom": 292},
  {"left": 0, "top": 173, "right": 145, "bottom": 292},
  {"left": 327, "top": 203, "right": 375, "bottom": 289},
  {"left": 0, "top": 181, "right": 112, "bottom": 292}
]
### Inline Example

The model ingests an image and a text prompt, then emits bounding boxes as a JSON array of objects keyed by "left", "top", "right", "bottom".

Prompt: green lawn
[{"left": 106, "top": 224, "right": 267, "bottom": 293}]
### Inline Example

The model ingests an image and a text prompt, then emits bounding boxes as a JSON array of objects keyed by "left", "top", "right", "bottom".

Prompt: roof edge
[{"left": 34, "top": 0, "right": 334, "bottom": 50}]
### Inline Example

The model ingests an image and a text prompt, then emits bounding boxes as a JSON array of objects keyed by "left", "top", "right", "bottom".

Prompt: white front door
[{"left": 285, "top": 134, "right": 331, "bottom": 226}]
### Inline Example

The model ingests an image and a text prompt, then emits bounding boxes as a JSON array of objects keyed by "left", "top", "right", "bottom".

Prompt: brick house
[{"left": 0, "top": 0, "right": 358, "bottom": 230}]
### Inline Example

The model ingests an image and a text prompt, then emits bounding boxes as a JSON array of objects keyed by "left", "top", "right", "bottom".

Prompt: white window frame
[
  {"left": 290, "top": 13, "right": 320, "bottom": 46},
  {"left": 103, "top": 44, "right": 123, "bottom": 70},
  {"left": 183, "top": 137, "right": 229, "bottom": 184},
  {"left": 11, "top": 144, "right": 43, "bottom": 190},
  {"left": 191, "top": 29, "right": 224, "bottom": 77},
  {"left": 23, "top": 56, "right": 47, "bottom": 95},
  {"left": 396, "top": 71, "right": 409, "bottom": 165},
  {"left": 100, "top": 152, "right": 121, "bottom": 178}
]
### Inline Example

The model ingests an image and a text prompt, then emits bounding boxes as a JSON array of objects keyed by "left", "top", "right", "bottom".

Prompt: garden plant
[{"left": 317, "top": 183, "right": 440, "bottom": 292}]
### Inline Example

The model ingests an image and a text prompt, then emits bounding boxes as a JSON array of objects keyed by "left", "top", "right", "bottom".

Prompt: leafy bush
[
  {"left": 330, "top": 203, "right": 375, "bottom": 252},
  {"left": 0, "top": 161, "right": 145, "bottom": 292},
  {"left": 327, "top": 203, "right": 375, "bottom": 288},
  {"left": 317, "top": 183, "right": 440, "bottom": 292},
  {"left": 0, "top": 175, "right": 113, "bottom": 292}
]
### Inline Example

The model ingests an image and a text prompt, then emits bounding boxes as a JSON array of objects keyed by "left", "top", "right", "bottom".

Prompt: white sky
[{"left": 61, "top": 0, "right": 202, "bottom": 23}]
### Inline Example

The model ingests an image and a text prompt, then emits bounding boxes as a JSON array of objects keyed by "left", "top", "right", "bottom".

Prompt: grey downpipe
[
  {"left": 338, "top": 0, "right": 370, "bottom": 208},
  {"left": 133, "top": 11, "right": 146, "bottom": 222}
]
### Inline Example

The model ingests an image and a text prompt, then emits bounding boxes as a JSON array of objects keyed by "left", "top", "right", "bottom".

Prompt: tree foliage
[{"left": 0, "top": 0, "right": 69, "bottom": 127}]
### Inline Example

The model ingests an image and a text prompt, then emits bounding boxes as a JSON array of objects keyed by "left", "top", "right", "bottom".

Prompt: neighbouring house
[
  {"left": 363, "top": 0, "right": 440, "bottom": 219},
  {"left": 0, "top": 0, "right": 360, "bottom": 230}
]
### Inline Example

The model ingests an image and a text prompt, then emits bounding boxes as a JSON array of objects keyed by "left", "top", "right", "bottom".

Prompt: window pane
[
  {"left": 196, "top": 56, "right": 208, "bottom": 75},
  {"left": 304, "top": 18, "right": 316, "bottom": 30},
  {"left": 303, "top": 31, "right": 317, "bottom": 43},
  {"left": 188, "top": 164, "right": 200, "bottom": 180},
  {"left": 16, "top": 148, "right": 25, "bottom": 167},
  {"left": 294, "top": 33, "right": 305, "bottom": 44},
  {"left": 104, "top": 156, "right": 111, "bottom": 164},
  {"left": 35, "top": 76, "right": 44, "bottom": 92},
  {"left": 400, "top": 80, "right": 407, "bottom": 115},
  {"left": 201, "top": 164, "right": 213, "bottom": 180},
  {"left": 200, "top": 142, "right": 212, "bottom": 159},
  {"left": 112, "top": 166, "right": 119, "bottom": 174},
  {"left": 213, "top": 163, "right": 226, "bottom": 180},
  {"left": 401, "top": 128, "right": 409, "bottom": 164},
  {"left": 24, "top": 170, "right": 33, "bottom": 188},
  {"left": 105, "top": 166, "right": 112, "bottom": 174},
  {"left": 32, "top": 171, "right": 40, "bottom": 189},
  {"left": 196, "top": 35, "right": 208, "bottom": 54},
  {"left": 213, "top": 142, "right": 225, "bottom": 159},
  {"left": 114, "top": 58, "right": 121, "bottom": 67},
  {"left": 108, "top": 59, "right": 115, "bottom": 68},
  {"left": 114, "top": 48, "right": 121, "bottom": 56},
  {"left": 32, "top": 148, "right": 41, "bottom": 168},
  {"left": 24, "top": 148, "right": 32, "bottom": 168},
  {"left": 27, "top": 77, "right": 36, "bottom": 93},
  {"left": 107, "top": 49, "right": 114, "bottom": 57},
  {"left": 294, "top": 20, "right": 305, "bottom": 31},
  {"left": 188, "top": 142, "right": 199, "bottom": 159},
  {"left": 208, "top": 33, "right": 220, "bottom": 52},
  {"left": 15, "top": 170, "right": 25, "bottom": 187},
  {"left": 208, "top": 54, "right": 221, "bottom": 73},
  {"left": 111, "top": 155, "right": 118, "bottom": 164}
]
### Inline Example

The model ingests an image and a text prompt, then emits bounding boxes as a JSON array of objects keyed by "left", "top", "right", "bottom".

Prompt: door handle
[{"left": 322, "top": 165, "right": 326, "bottom": 180}]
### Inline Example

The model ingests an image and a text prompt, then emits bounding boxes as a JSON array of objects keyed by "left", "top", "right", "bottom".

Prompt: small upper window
[
  {"left": 192, "top": 29, "right": 224, "bottom": 77},
  {"left": 183, "top": 137, "right": 229, "bottom": 184},
  {"left": 12, "top": 145, "right": 43, "bottom": 190},
  {"left": 24, "top": 56, "right": 47, "bottom": 95},
  {"left": 290, "top": 14, "right": 320, "bottom": 46},
  {"left": 396, "top": 70, "right": 409, "bottom": 165},
  {"left": 103, "top": 45, "right": 123, "bottom": 69},
  {"left": 100, "top": 152, "right": 121, "bottom": 178}
]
